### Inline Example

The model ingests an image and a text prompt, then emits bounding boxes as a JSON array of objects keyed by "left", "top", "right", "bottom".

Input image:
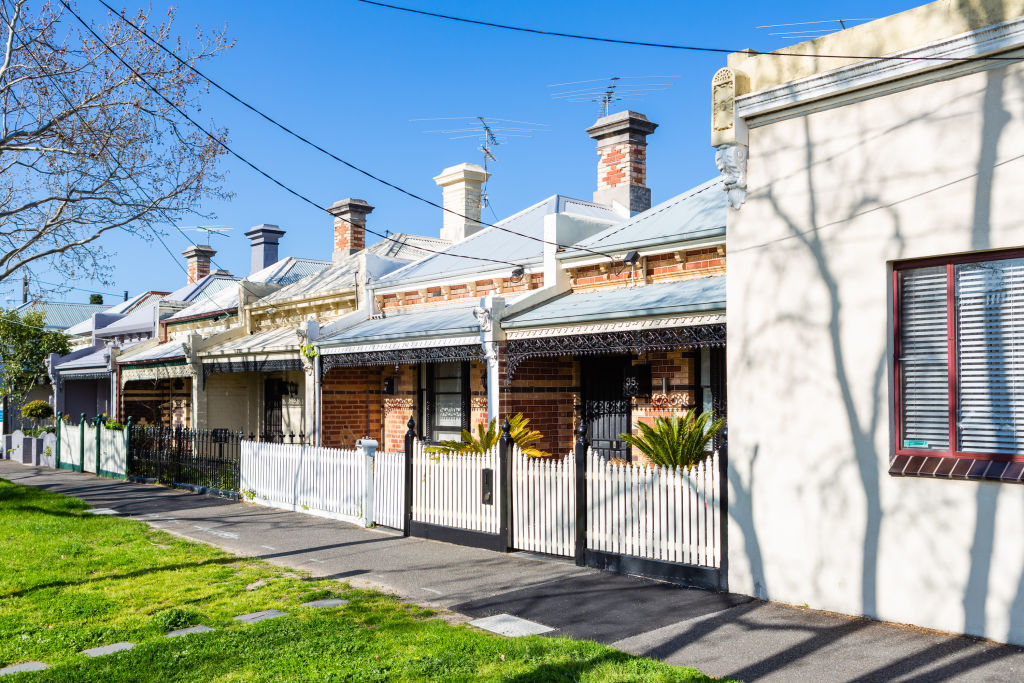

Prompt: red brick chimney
[
  {"left": 327, "top": 198, "right": 373, "bottom": 263},
  {"left": 586, "top": 110, "right": 658, "bottom": 216},
  {"left": 182, "top": 244, "right": 216, "bottom": 284}
]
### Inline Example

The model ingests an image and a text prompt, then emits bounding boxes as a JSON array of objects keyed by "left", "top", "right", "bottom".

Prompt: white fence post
[{"left": 357, "top": 438, "right": 377, "bottom": 527}]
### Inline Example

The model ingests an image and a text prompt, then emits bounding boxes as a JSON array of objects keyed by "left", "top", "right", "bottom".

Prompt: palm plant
[
  {"left": 425, "top": 413, "right": 550, "bottom": 458},
  {"left": 618, "top": 408, "right": 725, "bottom": 469}
]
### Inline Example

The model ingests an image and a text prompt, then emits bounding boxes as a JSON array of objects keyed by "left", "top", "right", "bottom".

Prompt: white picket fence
[
  {"left": 81, "top": 426, "right": 98, "bottom": 474},
  {"left": 99, "top": 427, "right": 128, "bottom": 477},
  {"left": 511, "top": 448, "right": 576, "bottom": 557},
  {"left": 588, "top": 451, "right": 720, "bottom": 568},
  {"left": 241, "top": 441, "right": 372, "bottom": 525},
  {"left": 58, "top": 424, "right": 82, "bottom": 470},
  {"left": 411, "top": 439, "right": 500, "bottom": 533},
  {"left": 374, "top": 450, "right": 406, "bottom": 530}
]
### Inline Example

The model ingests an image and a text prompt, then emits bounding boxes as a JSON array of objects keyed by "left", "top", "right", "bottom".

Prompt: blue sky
[{"left": 10, "top": 0, "right": 926, "bottom": 306}]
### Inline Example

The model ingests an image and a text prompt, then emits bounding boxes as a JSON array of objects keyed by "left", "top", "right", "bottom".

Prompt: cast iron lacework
[
  {"left": 505, "top": 323, "right": 726, "bottom": 382},
  {"left": 57, "top": 371, "right": 111, "bottom": 382},
  {"left": 320, "top": 344, "right": 485, "bottom": 375},
  {"left": 202, "top": 359, "right": 303, "bottom": 387}
]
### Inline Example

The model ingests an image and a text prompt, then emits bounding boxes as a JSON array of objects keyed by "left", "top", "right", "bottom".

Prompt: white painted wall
[{"left": 728, "top": 59, "right": 1024, "bottom": 644}]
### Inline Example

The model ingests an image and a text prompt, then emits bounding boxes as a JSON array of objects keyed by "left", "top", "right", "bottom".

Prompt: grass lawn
[{"left": 0, "top": 478, "right": 724, "bottom": 682}]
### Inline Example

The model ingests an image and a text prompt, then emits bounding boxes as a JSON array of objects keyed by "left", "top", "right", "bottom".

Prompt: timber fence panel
[
  {"left": 82, "top": 426, "right": 97, "bottom": 474},
  {"left": 240, "top": 441, "right": 369, "bottom": 525},
  {"left": 586, "top": 452, "right": 721, "bottom": 568},
  {"left": 98, "top": 428, "right": 126, "bottom": 477},
  {"left": 58, "top": 425, "right": 81, "bottom": 471}
]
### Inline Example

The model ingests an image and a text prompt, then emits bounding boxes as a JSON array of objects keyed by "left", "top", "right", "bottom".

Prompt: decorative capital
[
  {"left": 715, "top": 143, "right": 748, "bottom": 209},
  {"left": 473, "top": 305, "right": 492, "bottom": 333}
]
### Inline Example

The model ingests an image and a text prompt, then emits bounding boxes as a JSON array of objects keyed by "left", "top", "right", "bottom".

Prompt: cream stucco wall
[{"left": 728, "top": 59, "right": 1024, "bottom": 644}]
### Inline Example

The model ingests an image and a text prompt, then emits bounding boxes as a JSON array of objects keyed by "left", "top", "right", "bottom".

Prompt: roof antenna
[
  {"left": 548, "top": 75, "right": 678, "bottom": 118},
  {"left": 412, "top": 116, "right": 549, "bottom": 213},
  {"left": 754, "top": 18, "right": 876, "bottom": 41},
  {"left": 178, "top": 225, "right": 231, "bottom": 246}
]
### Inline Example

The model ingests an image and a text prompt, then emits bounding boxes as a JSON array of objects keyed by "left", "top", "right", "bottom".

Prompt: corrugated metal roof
[
  {"left": 64, "top": 292, "right": 167, "bottom": 336},
  {"left": 163, "top": 274, "right": 238, "bottom": 304},
  {"left": 319, "top": 306, "right": 479, "bottom": 347},
  {"left": 53, "top": 346, "right": 109, "bottom": 371},
  {"left": 16, "top": 301, "right": 107, "bottom": 330},
  {"left": 378, "top": 196, "right": 618, "bottom": 288},
  {"left": 564, "top": 178, "right": 726, "bottom": 257},
  {"left": 256, "top": 253, "right": 406, "bottom": 306},
  {"left": 365, "top": 233, "right": 450, "bottom": 261},
  {"left": 503, "top": 277, "right": 726, "bottom": 328},
  {"left": 202, "top": 326, "right": 301, "bottom": 356},
  {"left": 95, "top": 303, "right": 156, "bottom": 336},
  {"left": 118, "top": 340, "right": 186, "bottom": 364}
]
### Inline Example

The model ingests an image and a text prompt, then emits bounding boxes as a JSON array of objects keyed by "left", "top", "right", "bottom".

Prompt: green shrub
[
  {"left": 425, "top": 413, "right": 550, "bottom": 458},
  {"left": 21, "top": 400, "right": 53, "bottom": 425},
  {"left": 104, "top": 420, "right": 125, "bottom": 431},
  {"left": 619, "top": 409, "right": 726, "bottom": 469}
]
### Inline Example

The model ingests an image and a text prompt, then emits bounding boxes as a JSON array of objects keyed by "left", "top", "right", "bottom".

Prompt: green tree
[
  {"left": 0, "top": 309, "right": 69, "bottom": 406},
  {"left": 21, "top": 399, "right": 53, "bottom": 428},
  {"left": 89, "top": 294, "right": 103, "bottom": 305}
]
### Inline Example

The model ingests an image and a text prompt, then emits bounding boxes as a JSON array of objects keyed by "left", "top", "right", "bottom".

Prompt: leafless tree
[{"left": 0, "top": 0, "right": 232, "bottom": 285}]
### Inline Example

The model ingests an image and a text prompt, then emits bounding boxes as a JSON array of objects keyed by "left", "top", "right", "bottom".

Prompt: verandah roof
[
  {"left": 318, "top": 306, "right": 480, "bottom": 349},
  {"left": 502, "top": 276, "right": 726, "bottom": 329}
]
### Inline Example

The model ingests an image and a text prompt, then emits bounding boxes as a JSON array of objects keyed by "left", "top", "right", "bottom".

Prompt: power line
[
  {"left": 92, "top": 0, "right": 619, "bottom": 267},
  {"left": 355, "top": 0, "right": 1024, "bottom": 64},
  {"left": 66, "top": 1, "right": 522, "bottom": 273}
]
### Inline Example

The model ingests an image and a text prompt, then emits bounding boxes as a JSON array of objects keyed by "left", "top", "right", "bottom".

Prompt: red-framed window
[{"left": 894, "top": 250, "right": 1024, "bottom": 463}]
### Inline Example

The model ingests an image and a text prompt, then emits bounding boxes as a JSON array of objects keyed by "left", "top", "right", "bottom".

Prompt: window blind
[
  {"left": 956, "top": 259, "right": 1024, "bottom": 454},
  {"left": 899, "top": 266, "right": 949, "bottom": 451}
]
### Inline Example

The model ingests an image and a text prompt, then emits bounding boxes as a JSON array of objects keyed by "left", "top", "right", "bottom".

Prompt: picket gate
[
  {"left": 587, "top": 451, "right": 720, "bottom": 568},
  {"left": 373, "top": 450, "right": 406, "bottom": 530},
  {"left": 411, "top": 439, "right": 500, "bottom": 533},
  {"left": 240, "top": 441, "right": 369, "bottom": 525},
  {"left": 511, "top": 448, "right": 575, "bottom": 557}
]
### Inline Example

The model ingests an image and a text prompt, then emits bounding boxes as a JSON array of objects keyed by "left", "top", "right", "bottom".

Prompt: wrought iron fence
[{"left": 128, "top": 425, "right": 243, "bottom": 493}]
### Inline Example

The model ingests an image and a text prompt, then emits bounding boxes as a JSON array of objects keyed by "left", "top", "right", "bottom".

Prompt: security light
[
  {"left": 623, "top": 250, "right": 640, "bottom": 266},
  {"left": 510, "top": 265, "right": 525, "bottom": 282}
]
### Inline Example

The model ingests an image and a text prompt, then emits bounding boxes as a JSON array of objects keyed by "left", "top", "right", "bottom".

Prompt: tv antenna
[
  {"left": 548, "top": 75, "right": 678, "bottom": 118},
  {"left": 413, "top": 116, "right": 549, "bottom": 211},
  {"left": 178, "top": 225, "right": 230, "bottom": 246},
  {"left": 755, "top": 18, "right": 876, "bottom": 41}
]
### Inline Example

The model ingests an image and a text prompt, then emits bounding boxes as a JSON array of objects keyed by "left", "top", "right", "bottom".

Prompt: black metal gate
[
  {"left": 581, "top": 355, "right": 633, "bottom": 461},
  {"left": 263, "top": 378, "right": 286, "bottom": 440},
  {"left": 127, "top": 425, "right": 242, "bottom": 494}
]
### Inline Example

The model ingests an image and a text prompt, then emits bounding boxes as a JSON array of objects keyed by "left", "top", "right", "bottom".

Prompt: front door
[
  {"left": 263, "top": 378, "right": 286, "bottom": 440},
  {"left": 581, "top": 355, "right": 632, "bottom": 461}
]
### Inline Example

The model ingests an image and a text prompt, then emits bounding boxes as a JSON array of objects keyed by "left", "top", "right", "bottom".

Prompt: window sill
[{"left": 889, "top": 455, "right": 1024, "bottom": 483}]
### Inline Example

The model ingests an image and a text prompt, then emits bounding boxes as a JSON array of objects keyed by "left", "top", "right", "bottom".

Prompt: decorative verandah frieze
[
  {"left": 120, "top": 362, "right": 193, "bottom": 387},
  {"left": 201, "top": 358, "right": 304, "bottom": 388},
  {"left": 319, "top": 336, "right": 484, "bottom": 375},
  {"left": 504, "top": 315, "right": 726, "bottom": 380}
]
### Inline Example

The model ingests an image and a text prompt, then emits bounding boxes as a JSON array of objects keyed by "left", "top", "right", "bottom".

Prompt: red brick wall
[
  {"left": 597, "top": 142, "right": 646, "bottom": 190},
  {"left": 333, "top": 216, "right": 365, "bottom": 256},
  {"left": 570, "top": 247, "right": 725, "bottom": 292},
  {"left": 502, "top": 354, "right": 579, "bottom": 456},
  {"left": 321, "top": 366, "right": 383, "bottom": 450},
  {"left": 378, "top": 273, "right": 544, "bottom": 312}
]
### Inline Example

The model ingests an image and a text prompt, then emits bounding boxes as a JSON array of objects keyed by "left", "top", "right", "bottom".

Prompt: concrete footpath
[{"left": 4, "top": 461, "right": 1023, "bottom": 682}]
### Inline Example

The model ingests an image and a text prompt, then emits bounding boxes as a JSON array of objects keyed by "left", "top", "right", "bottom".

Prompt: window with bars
[
  {"left": 895, "top": 253, "right": 1024, "bottom": 461},
  {"left": 418, "top": 361, "right": 470, "bottom": 443}
]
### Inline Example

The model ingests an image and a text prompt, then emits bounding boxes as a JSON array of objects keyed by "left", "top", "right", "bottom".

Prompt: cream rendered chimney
[{"left": 433, "top": 163, "right": 490, "bottom": 242}]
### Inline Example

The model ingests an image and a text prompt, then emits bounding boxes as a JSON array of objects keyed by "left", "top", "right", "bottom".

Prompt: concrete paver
[
  {"left": 166, "top": 625, "right": 215, "bottom": 638},
  {"left": 4, "top": 461, "right": 1024, "bottom": 682},
  {"left": 469, "top": 614, "right": 554, "bottom": 637},
  {"left": 0, "top": 662, "right": 48, "bottom": 675},
  {"left": 234, "top": 609, "right": 287, "bottom": 624},
  {"left": 81, "top": 642, "right": 134, "bottom": 657},
  {"left": 302, "top": 598, "right": 348, "bottom": 608}
]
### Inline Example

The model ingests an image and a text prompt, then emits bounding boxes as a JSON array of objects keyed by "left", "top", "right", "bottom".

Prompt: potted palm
[
  {"left": 425, "top": 413, "right": 551, "bottom": 458},
  {"left": 618, "top": 408, "right": 725, "bottom": 469}
]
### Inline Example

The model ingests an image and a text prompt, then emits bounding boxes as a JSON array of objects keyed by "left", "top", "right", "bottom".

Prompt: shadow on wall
[{"left": 732, "top": 30, "right": 1024, "bottom": 642}]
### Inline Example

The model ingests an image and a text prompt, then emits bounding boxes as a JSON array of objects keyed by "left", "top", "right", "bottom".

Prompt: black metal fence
[{"left": 127, "top": 426, "right": 243, "bottom": 493}]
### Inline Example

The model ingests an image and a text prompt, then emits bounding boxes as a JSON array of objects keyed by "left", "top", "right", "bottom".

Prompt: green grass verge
[{"left": 0, "top": 478, "right": 723, "bottom": 682}]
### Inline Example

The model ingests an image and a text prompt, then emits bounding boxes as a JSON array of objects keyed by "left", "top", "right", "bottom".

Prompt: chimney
[
  {"left": 328, "top": 198, "right": 373, "bottom": 263},
  {"left": 434, "top": 163, "right": 489, "bottom": 242},
  {"left": 245, "top": 224, "right": 285, "bottom": 275},
  {"left": 586, "top": 110, "right": 658, "bottom": 216},
  {"left": 182, "top": 244, "right": 216, "bottom": 284}
]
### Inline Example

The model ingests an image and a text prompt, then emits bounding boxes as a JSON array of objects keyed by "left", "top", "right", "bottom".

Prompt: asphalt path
[{"left": 4, "top": 461, "right": 1024, "bottom": 682}]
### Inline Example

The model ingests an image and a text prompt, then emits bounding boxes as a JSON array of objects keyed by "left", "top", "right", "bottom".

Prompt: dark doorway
[
  {"left": 263, "top": 378, "right": 287, "bottom": 439},
  {"left": 581, "top": 355, "right": 633, "bottom": 461}
]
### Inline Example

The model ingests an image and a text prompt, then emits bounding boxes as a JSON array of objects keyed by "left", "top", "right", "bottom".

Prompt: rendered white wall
[{"left": 728, "top": 59, "right": 1024, "bottom": 644}]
